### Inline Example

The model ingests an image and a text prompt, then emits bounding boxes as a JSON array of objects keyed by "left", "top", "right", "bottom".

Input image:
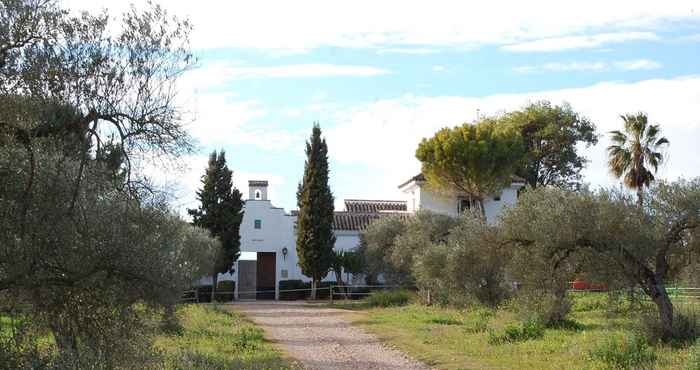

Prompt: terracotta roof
[
  {"left": 333, "top": 212, "right": 408, "bottom": 231},
  {"left": 397, "top": 173, "right": 426, "bottom": 189},
  {"left": 344, "top": 199, "right": 407, "bottom": 213}
]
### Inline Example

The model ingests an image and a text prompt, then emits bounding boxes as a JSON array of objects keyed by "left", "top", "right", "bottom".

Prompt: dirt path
[{"left": 232, "top": 301, "right": 430, "bottom": 370}]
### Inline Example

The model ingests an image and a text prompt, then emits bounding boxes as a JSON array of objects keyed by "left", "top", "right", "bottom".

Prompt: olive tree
[
  {"left": 503, "top": 181, "right": 700, "bottom": 339},
  {"left": 413, "top": 214, "right": 509, "bottom": 307},
  {"left": 0, "top": 0, "right": 208, "bottom": 366}
]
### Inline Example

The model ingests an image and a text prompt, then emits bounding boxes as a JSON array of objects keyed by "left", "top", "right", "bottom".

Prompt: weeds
[
  {"left": 366, "top": 290, "right": 411, "bottom": 307},
  {"left": 488, "top": 318, "right": 544, "bottom": 344},
  {"left": 589, "top": 334, "right": 657, "bottom": 370}
]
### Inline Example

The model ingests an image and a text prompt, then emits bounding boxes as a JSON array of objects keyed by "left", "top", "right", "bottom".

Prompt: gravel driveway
[{"left": 233, "top": 301, "right": 429, "bottom": 370}]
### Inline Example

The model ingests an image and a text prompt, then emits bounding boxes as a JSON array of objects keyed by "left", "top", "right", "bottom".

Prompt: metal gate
[{"left": 238, "top": 260, "right": 257, "bottom": 300}]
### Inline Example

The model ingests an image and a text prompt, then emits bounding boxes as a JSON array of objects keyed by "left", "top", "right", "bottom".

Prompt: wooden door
[{"left": 256, "top": 252, "right": 276, "bottom": 299}]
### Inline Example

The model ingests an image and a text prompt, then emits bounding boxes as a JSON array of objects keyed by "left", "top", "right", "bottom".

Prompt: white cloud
[
  {"left": 502, "top": 32, "right": 660, "bottom": 52},
  {"left": 220, "top": 64, "right": 391, "bottom": 79},
  {"left": 181, "top": 91, "right": 304, "bottom": 152},
  {"left": 515, "top": 59, "right": 662, "bottom": 73},
  {"left": 325, "top": 76, "right": 700, "bottom": 201},
  {"left": 613, "top": 59, "right": 663, "bottom": 70},
  {"left": 61, "top": 0, "right": 698, "bottom": 52},
  {"left": 378, "top": 48, "right": 441, "bottom": 55},
  {"left": 515, "top": 61, "right": 608, "bottom": 73}
]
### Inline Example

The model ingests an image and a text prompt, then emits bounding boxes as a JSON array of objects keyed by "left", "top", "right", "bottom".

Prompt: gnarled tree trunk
[{"left": 644, "top": 275, "right": 675, "bottom": 340}]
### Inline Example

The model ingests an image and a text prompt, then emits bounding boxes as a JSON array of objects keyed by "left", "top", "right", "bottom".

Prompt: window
[
  {"left": 458, "top": 198, "right": 475, "bottom": 214},
  {"left": 254, "top": 219, "right": 262, "bottom": 229},
  {"left": 255, "top": 189, "right": 261, "bottom": 200}
]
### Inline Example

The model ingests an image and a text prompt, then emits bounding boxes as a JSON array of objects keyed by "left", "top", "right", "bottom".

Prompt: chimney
[{"left": 248, "top": 180, "right": 269, "bottom": 200}]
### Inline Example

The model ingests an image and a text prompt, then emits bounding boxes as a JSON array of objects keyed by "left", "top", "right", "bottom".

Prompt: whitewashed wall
[{"left": 407, "top": 181, "right": 523, "bottom": 224}]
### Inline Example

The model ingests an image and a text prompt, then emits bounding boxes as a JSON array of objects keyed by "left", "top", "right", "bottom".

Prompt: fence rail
[{"left": 180, "top": 284, "right": 412, "bottom": 303}]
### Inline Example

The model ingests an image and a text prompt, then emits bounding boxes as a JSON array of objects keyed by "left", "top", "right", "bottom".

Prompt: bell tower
[{"left": 248, "top": 180, "right": 269, "bottom": 200}]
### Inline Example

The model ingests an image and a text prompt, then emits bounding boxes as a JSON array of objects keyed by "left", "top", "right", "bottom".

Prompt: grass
[
  {"left": 1, "top": 304, "right": 297, "bottom": 369},
  {"left": 155, "top": 304, "right": 299, "bottom": 370},
  {"left": 340, "top": 292, "right": 697, "bottom": 370}
]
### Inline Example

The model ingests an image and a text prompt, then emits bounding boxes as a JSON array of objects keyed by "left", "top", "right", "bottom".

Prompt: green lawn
[
  {"left": 2, "top": 304, "right": 298, "bottom": 370},
  {"left": 340, "top": 293, "right": 698, "bottom": 370},
  {"left": 155, "top": 304, "right": 300, "bottom": 370}
]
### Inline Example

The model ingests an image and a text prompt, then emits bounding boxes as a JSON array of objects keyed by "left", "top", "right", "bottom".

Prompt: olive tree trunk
[{"left": 644, "top": 276, "right": 675, "bottom": 340}]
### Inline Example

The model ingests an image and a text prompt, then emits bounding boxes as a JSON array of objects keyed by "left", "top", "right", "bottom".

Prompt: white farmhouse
[{"left": 223, "top": 175, "right": 525, "bottom": 300}]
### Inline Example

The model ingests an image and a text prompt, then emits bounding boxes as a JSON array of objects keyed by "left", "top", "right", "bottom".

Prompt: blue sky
[{"left": 66, "top": 0, "right": 700, "bottom": 213}]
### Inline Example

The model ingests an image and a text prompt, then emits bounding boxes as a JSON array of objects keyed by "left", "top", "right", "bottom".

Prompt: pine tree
[
  {"left": 188, "top": 150, "right": 244, "bottom": 301},
  {"left": 296, "top": 124, "right": 336, "bottom": 300}
]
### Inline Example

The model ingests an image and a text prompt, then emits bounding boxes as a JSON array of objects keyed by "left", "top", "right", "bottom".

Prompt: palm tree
[{"left": 607, "top": 113, "right": 669, "bottom": 207}]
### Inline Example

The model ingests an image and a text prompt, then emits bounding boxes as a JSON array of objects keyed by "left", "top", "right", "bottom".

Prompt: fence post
[
  {"left": 194, "top": 288, "right": 199, "bottom": 304},
  {"left": 330, "top": 285, "right": 334, "bottom": 305}
]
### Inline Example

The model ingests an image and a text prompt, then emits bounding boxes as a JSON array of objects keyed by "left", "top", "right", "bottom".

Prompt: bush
[
  {"left": 366, "top": 290, "right": 411, "bottom": 307},
  {"left": 278, "top": 280, "right": 337, "bottom": 300},
  {"left": 214, "top": 281, "right": 236, "bottom": 302},
  {"left": 412, "top": 215, "right": 510, "bottom": 308},
  {"left": 589, "top": 335, "right": 657, "bottom": 370},
  {"left": 639, "top": 305, "right": 700, "bottom": 343},
  {"left": 510, "top": 289, "right": 573, "bottom": 328},
  {"left": 195, "top": 285, "right": 213, "bottom": 303},
  {"left": 487, "top": 318, "right": 544, "bottom": 345}
]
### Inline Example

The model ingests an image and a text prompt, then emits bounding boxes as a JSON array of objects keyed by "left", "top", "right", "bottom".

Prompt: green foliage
[
  {"left": 188, "top": 150, "right": 244, "bottom": 280},
  {"left": 359, "top": 215, "right": 408, "bottom": 283},
  {"left": 607, "top": 112, "right": 669, "bottom": 205},
  {"left": 415, "top": 116, "right": 525, "bottom": 202},
  {"left": 394, "top": 211, "right": 457, "bottom": 271},
  {"left": 0, "top": 1, "right": 218, "bottom": 367},
  {"left": 639, "top": 305, "right": 700, "bottom": 344},
  {"left": 366, "top": 290, "right": 412, "bottom": 307},
  {"left": 589, "top": 335, "right": 657, "bottom": 370},
  {"left": 296, "top": 124, "right": 335, "bottom": 298},
  {"left": 504, "top": 101, "right": 598, "bottom": 189},
  {"left": 502, "top": 180, "right": 700, "bottom": 339},
  {"left": 487, "top": 318, "right": 544, "bottom": 345},
  {"left": 413, "top": 214, "right": 509, "bottom": 307}
]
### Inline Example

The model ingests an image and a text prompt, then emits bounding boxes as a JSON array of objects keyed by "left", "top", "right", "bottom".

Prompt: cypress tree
[
  {"left": 296, "top": 124, "right": 335, "bottom": 299},
  {"left": 188, "top": 150, "right": 244, "bottom": 301}
]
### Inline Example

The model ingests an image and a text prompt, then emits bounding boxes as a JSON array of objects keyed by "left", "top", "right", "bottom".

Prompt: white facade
[
  {"left": 216, "top": 176, "right": 523, "bottom": 300},
  {"left": 399, "top": 175, "right": 524, "bottom": 224}
]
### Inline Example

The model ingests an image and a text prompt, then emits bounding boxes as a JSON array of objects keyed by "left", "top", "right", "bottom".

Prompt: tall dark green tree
[
  {"left": 188, "top": 150, "right": 244, "bottom": 301},
  {"left": 296, "top": 124, "right": 335, "bottom": 299},
  {"left": 503, "top": 101, "right": 598, "bottom": 190}
]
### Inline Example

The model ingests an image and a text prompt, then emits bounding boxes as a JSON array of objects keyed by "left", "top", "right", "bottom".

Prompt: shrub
[
  {"left": 366, "top": 290, "right": 411, "bottom": 307},
  {"left": 195, "top": 285, "right": 213, "bottom": 303},
  {"left": 214, "top": 281, "right": 236, "bottom": 302},
  {"left": 278, "top": 280, "right": 337, "bottom": 300},
  {"left": 487, "top": 318, "right": 544, "bottom": 345},
  {"left": 510, "top": 289, "right": 573, "bottom": 328},
  {"left": 589, "top": 335, "right": 657, "bottom": 370},
  {"left": 639, "top": 305, "right": 700, "bottom": 344}
]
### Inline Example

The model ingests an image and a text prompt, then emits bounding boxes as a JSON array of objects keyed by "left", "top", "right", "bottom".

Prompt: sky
[{"left": 63, "top": 0, "right": 700, "bottom": 213}]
